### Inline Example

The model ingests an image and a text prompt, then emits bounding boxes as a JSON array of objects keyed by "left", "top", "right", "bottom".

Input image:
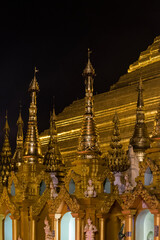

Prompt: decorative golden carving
[
  {"left": 64, "top": 170, "right": 81, "bottom": 191},
  {"left": 121, "top": 181, "right": 159, "bottom": 209},
  {"left": 8, "top": 171, "right": 19, "bottom": 190},
  {"left": 97, "top": 195, "right": 123, "bottom": 214},
  {"left": 0, "top": 187, "right": 17, "bottom": 214},
  {"left": 107, "top": 113, "right": 130, "bottom": 172},
  {"left": 140, "top": 158, "right": 159, "bottom": 174},
  {"left": 32, "top": 189, "right": 50, "bottom": 217},
  {"left": 98, "top": 168, "right": 114, "bottom": 183},
  {"left": 48, "top": 186, "right": 80, "bottom": 214},
  {"left": 35, "top": 170, "right": 50, "bottom": 186}
]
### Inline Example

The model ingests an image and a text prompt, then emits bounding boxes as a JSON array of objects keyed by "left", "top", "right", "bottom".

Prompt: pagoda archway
[
  {"left": 136, "top": 209, "right": 154, "bottom": 240},
  {"left": 61, "top": 212, "right": 75, "bottom": 240},
  {"left": 4, "top": 213, "right": 12, "bottom": 240}
]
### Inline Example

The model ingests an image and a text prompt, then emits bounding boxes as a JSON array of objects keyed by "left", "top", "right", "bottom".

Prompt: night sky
[{"left": 0, "top": 1, "right": 160, "bottom": 150}]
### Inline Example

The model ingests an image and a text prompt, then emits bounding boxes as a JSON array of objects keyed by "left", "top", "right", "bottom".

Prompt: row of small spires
[{"left": 0, "top": 49, "right": 160, "bottom": 187}]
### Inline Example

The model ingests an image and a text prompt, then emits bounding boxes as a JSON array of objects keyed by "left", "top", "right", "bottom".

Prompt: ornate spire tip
[{"left": 88, "top": 48, "right": 92, "bottom": 60}]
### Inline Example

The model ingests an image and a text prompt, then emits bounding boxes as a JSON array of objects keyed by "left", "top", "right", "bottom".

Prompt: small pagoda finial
[
  {"left": 52, "top": 96, "right": 56, "bottom": 120},
  {"left": 0, "top": 113, "right": 12, "bottom": 185},
  {"left": 4, "top": 110, "right": 10, "bottom": 135},
  {"left": 78, "top": 50, "right": 101, "bottom": 157},
  {"left": 12, "top": 105, "right": 24, "bottom": 168},
  {"left": 34, "top": 66, "right": 39, "bottom": 77},
  {"left": 44, "top": 101, "right": 64, "bottom": 189},
  {"left": 83, "top": 48, "right": 95, "bottom": 76},
  {"left": 130, "top": 78, "right": 150, "bottom": 159},
  {"left": 88, "top": 48, "right": 92, "bottom": 60},
  {"left": 107, "top": 112, "right": 130, "bottom": 172},
  {"left": 17, "top": 102, "right": 23, "bottom": 124},
  {"left": 28, "top": 67, "right": 40, "bottom": 93},
  {"left": 23, "top": 69, "right": 42, "bottom": 164},
  {"left": 19, "top": 101, "right": 22, "bottom": 113}
]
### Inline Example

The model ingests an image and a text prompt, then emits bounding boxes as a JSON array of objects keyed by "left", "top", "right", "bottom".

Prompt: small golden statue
[
  {"left": 84, "top": 218, "right": 97, "bottom": 240},
  {"left": 84, "top": 179, "right": 97, "bottom": 198}
]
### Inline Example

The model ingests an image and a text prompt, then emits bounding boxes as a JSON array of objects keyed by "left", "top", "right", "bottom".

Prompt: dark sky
[{"left": 0, "top": 1, "right": 160, "bottom": 150}]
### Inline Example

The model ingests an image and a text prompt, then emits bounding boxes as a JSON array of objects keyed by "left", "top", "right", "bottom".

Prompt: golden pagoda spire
[
  {"left": 78, "top": 49, "right": 101, "bottom": 157},
  {"left": 130, "top": 78, "right": 150, "bottom": 160},
  {"left": 13, "top": 104, "right": 24, "bottom": 168},
  {"left": 23, "top": 67, "right": 43, "bottom": 164},
  {"left": 0, "top": 111, "right": 12, "bottom": 185},
  {"left": 107, "top": 112, "right": 130, "bottom": 172},
  {"left": 44, "top": 102, "right": 64, "bottom": 187}
]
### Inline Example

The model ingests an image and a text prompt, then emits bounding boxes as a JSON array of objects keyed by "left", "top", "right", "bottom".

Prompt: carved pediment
[
  {"left": 32, "top": 189, "right": 50, "bottom": 217},
  {"left": 97, "top": 195, "right": 123, "bottom": 214},
  {"left": 0, "top": 187, "right": 17, "bottom": 215},
  {"left": 140, "top": 158, "right": 159, "bottom": 174},
  {"left": 47, "top": 186, "right": 80, "bottom": 214},
  {"left": 121, "top": 181, "right": 159, "bottom": 209},
  {"left": 8, "top": 172, "right": 19, "bottom": 188},
  {"left": 64, "top": 170, "right": 81, "bottom": 189},
  {"left": 35, "top": 170, "right": 50, "bottom": 186},
  {"left": 98, "top": 167, "right": 115, "bottom": 184}
]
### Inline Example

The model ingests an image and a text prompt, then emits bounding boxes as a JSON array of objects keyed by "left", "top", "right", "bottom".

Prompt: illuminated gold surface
[
  {"left": 23, "top": 67, "right": 43, "bottom": 164},
  {"left": 128, "top": 36, "right": 160, "bottom": 73},
  {"left": 40, "top": 74, "right": 160, "bottom": 168},
  {"left": 1, "top": 37, "right": 160, "bottom": 240}
]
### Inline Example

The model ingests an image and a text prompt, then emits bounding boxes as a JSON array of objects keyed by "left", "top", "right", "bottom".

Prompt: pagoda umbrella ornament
[{"left": 107, "top": 112, "right": 130, "bottom": 173}]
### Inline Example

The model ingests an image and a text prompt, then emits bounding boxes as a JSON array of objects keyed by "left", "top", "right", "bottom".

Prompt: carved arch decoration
[
  {"left": 35, "top": 170, "right": 50, "bottom": 187},
  {"left": 139, "top": 158, "right": 159, "bottom": 175},
  {"left": 64, "top": 170, "right": 81, "bottom": 191},
  {"left": 32, "top": 188, "right": 50, "bottom": 217},
  {"left": 121, "top": 181, "right": 159, "bottom": 210},
  {"left": 0, "top": 187, "right": 17, "bottom": 215},
  {"left": 47, "top": 186, "right": 80, "bottom": 214},
  {"left": 7, "top": 172, "right": 26, "bottom": 202},
  {"left": 97, "top": 194, "right": 123, "bottom": 214},
  {"left": 8, "top": 171, "right": 22, "bottom": 194},
  {"left": 99, "top": 167, "right": 115, "bottom": 184}
]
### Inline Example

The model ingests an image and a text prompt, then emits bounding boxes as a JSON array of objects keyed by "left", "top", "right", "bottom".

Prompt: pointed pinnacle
[
  {"left": 83, "top": 48, "right": 95, "bottom": 76},
  {"left": 4, "top": 110, "right": 10, "bottom": 134},
  {"left": 28, "top": 67, "right": 40, "bottom": 93}
]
